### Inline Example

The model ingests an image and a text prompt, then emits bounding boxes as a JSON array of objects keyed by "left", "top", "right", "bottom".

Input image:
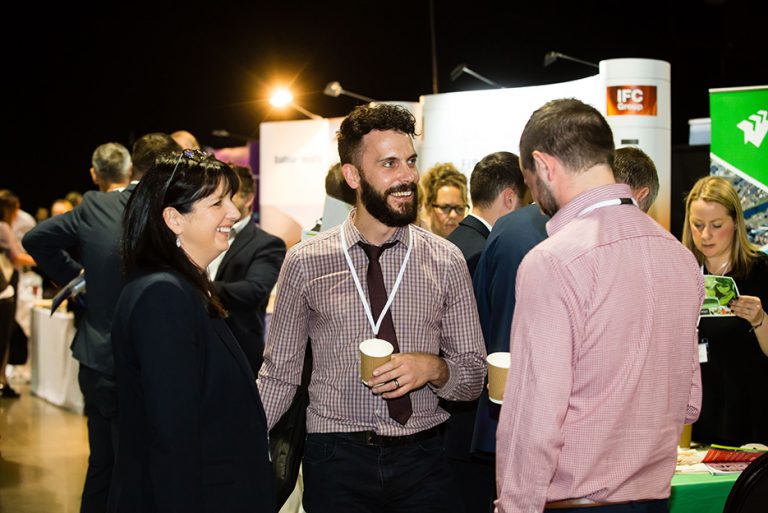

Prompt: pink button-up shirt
[{"left": 496, "top": 184, "right": 704, "bottom": 513}]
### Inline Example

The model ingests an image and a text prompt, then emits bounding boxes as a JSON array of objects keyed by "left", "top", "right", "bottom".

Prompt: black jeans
[
  {"left": 78, "top": 364, "right": 118, "bottom": 513},
  {"left": 545, "top": 500, "right": 669, "bottom": 513},
  {"left": 302, "top": 430, "right": 461, "bottom": 513}
]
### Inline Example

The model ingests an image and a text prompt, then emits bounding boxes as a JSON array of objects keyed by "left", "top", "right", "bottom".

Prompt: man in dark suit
[
  {"left": 446, "top": 151, "right": 529, "bottom": 277},
  {"left": 208, "top": 164, "right": 285, "bottom": 374},
  {"left": 444, "top": 151, "right": 529, "bottom": 513},
  {"left": 22, "top": 133, "right": 180, "bottom": 513}
]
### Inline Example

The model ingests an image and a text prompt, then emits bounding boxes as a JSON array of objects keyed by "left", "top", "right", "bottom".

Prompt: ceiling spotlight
[
  {"left": 543, "top": 51, "right": 599, "bottom": 69},
  {"left": 323, "top": 81, "right": 377, "bottom": 103},
  {"left": 269, "top": 87, "right": 322, "bottom": 120},
  {"left": 449, "top": 64, "right": 505, "bottom": 88}
]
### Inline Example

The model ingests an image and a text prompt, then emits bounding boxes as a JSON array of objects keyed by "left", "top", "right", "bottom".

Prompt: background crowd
[{"left": 0, "top": 100, "right": 765, "bottom": 513}]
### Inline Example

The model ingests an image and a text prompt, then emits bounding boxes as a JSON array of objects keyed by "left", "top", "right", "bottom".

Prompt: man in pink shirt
[{"left": 495, "top": 99, "right": 704, "bottom": 513}]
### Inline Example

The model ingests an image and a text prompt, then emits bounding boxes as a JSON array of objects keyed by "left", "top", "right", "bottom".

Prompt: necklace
[{"left": 706, "top": 260, "right": 730, "bottom": 275}]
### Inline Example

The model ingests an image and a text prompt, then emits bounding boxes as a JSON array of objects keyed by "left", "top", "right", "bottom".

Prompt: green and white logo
[
  {"left": 709, "top": 86, "right": 768, "bottom": 250},
  {"left": 737, "top": 110, "right": 767, "bottom": 148},
  {"left": 710, "top": 86, "right": 767, "bottom": 188}
]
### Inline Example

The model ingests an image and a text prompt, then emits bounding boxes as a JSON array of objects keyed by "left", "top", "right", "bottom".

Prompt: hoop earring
[{"left": 176, "top": 236, "right": 181, "bottom": 248}]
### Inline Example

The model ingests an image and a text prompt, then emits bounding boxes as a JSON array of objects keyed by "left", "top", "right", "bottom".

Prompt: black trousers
[
  {"left": 545, "top": 499, "right": 669, "bottom": 513},
  {"left": 0, "top": 298, "right": 14, "bottom": 367},
  {"left": 302, "top": 431, "right": 461, "bottom": 513},
  {"left": 78, "top": 364, "right": 118, "bottom": 513},
  {"left": 447, "top": 455, "right": 495, "bottom": 513}
]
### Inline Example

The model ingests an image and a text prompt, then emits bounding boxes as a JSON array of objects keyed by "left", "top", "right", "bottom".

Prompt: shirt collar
[
  {"left": 468, "top": 212, "right": 493, "bottom": 232},
  {"left": 546, "top": 183, "right": 634, "bottom": 236},
  {"left": 232, "top": 215, "right": 251, "bottom": 235},
  {"left": 341, "top": 208, "right": 411, "bottom": 250}
]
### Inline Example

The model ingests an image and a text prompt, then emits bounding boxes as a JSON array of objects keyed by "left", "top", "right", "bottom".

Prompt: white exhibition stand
[{"left": 29, "top": 306, "right": 84, "bottom": 414}]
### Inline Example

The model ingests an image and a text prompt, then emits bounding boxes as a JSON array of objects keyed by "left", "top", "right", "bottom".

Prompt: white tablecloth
[{"left": 29, "top": 306, "right": 84, "bottom": 413}]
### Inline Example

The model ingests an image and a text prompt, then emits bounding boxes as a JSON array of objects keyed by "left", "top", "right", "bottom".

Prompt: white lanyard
[
  {"left": 340, "top": 225, "right": 413, "bottom": 337},
  {"left": 577, "top": 197, "right": 635, "bottom": 217}
]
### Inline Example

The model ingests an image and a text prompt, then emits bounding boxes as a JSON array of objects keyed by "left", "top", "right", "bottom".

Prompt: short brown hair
[{"left": 519, "top": 98, "right": 614, "bottom": 174}]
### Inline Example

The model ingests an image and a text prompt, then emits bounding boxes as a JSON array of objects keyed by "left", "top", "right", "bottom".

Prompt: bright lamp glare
[{"left": 270, "top": 88, "right": 293, "bottom": 107}]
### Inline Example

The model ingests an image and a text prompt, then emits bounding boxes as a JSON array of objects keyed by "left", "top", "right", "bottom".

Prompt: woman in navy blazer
[{"left": 109, "top": 149, "right": 276, "bottom": 513}]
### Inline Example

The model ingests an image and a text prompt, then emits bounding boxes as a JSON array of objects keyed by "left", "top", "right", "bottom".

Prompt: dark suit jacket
[
  {"left": 470, "top": 204, "right": 548, "bottom": 454},
  {"left": 446, "top": 214, "right": 491, "bottom": 278},
  {"left": 212, "top": 220, "right": 285, "bottom": 373},
  {"left": 441, "top": 214, "right": 491, "bottom": 460},
  {"left": 109, "top": 270, "right": 276, "bottom": 513},
  {"left": 23, "top": 185, "right": 134, "bottom": 376}
]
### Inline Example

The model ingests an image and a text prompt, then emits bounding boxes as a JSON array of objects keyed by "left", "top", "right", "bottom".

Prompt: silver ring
[{"left": 394, "top": 378, "right": 401, "bottom": 389}]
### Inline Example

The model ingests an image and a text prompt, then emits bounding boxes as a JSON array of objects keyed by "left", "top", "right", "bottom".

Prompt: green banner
[{"left": 710, "top": 87, "right": 767, "bottom": 187}]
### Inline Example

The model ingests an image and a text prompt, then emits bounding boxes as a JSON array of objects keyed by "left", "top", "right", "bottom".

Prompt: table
[
  {"left": 29, "top": 306, "right": 84, "bottom": 413},
  {"left": 670, "top": 472, "right": 739, "bottom": 513}
]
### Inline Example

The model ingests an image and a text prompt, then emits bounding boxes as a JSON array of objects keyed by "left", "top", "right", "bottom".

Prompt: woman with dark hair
[
  {"left": 682, "top": 175, "right": 767, "bottom": 446},
  {"left": 108, "top": 150, "right": 276, "bottom": 513}
]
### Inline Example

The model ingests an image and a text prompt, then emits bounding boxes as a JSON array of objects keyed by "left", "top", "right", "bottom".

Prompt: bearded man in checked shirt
[
  {"left": 257, "top": 104, "right": 486, "bottom": 513},
  {"left": 495, "top": 98, "right": 704, "bottom": 513}
]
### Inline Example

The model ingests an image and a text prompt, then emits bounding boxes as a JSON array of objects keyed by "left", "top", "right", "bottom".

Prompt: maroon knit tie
[{"left": 359, "top": 241, "right": 413, "bottom": 425}]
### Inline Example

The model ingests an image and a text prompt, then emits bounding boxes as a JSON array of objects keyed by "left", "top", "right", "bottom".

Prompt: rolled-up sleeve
[
  {"left": 434, "top": 249, "right": 486, "bottom": 401},
  {"left": 257, "top": 248, "right": 310, "bottom": 429}
]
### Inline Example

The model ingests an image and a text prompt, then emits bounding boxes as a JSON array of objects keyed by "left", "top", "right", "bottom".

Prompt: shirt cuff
[{"left": 431, "top": 357, "right": 459, "bottom": 398}]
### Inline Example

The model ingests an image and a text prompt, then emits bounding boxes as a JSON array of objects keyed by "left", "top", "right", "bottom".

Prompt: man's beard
[
  {"left": 358, "top": 171, "right": 418, "bottom": 227},
  {"left": 535, "top": 172, "right": 559, "bottom": 218}
]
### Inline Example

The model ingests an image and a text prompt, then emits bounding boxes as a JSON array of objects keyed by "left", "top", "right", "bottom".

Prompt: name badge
[{"left": 698, "top": 342, "right": 708, "bottom": 363}]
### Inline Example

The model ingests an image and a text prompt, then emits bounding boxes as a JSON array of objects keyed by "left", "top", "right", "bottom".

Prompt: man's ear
[
  {"left": 503, "top": 188, "right": 520, "bottom": 211},
  {"left": 633, "top": 186, "right": 650, "bottom": 211},
  {"left": 243, "top": 192, "right": 255, "bottom": 211},
  {"left": 341, "top": 163, "right": 361, "bottom": 190},
  {"left": 532, "top": 150, "right": 557, "bottom": 182},
  {"left": 90, "top": 168, "right": 98, "bottom": 185},
  {"left": 162, "top": 206, "right": 184, "bottom": 235}
]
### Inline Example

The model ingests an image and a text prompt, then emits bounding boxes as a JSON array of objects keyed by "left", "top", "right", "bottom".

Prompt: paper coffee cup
[
  {"left": 359, "top": 338, "right": 394, "bottom": 383},
  {"left": 487, "top": 352, "right": 511, "bottom": 404},
  {"left": 679, "top": 424, "right": 692, "bottom": 449}
]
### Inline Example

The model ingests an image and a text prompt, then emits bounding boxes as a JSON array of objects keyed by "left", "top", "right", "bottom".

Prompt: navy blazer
[
  {"left": 446, "top": 214, "right": 490, "bottom": 278},
  {"left": 212, "top": 220, "right": 286, "bottom": 373},
  {"left": 470, "top": 204, "right": 548, "bottom": 454},
  {"left": 23, "top": 185, "right": 134, "bottom": 376},
  {"left": 109, "top": 270, "right": 276, "bottom": 513},
  {"left": 442, "top": 214, "right": 491, "bottom": 460}
]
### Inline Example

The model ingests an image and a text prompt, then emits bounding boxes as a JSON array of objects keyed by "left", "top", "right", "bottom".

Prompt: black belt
[{"left": 330, "top": 425, "right": 441, "bottom": 447}]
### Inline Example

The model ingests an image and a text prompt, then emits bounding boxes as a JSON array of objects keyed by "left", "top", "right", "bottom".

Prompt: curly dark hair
[{"left": 337, "top": 104, "right": 417, "bottom": 167}]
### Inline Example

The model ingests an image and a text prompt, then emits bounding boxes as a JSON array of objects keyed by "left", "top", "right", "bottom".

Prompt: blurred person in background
[
  {"left": 0, "top": 189, "right": 37, "bottom": 243},
  {"left": 90, "top": 142, "right": 131, "bottom": 192},
  {"left": 51, "top": 198, "right": 74, "bottom": 217},
  {"left": 171, "top": 130, "right": 201, "bottom": 150},
  {"left": 208, "top": 164, "right": 286, "bottom": 374},
  {"left": 0, "top": 191, "right": 35, "bottom": 398},
  {"left": 420, "top": 162, "right": 468, "bottom": 238},
  {"left": 67, "top": 191, "right": 84, "bottom": 208},
  {"left": 683, "top": 175, "right": 768, "bottom": 446}
]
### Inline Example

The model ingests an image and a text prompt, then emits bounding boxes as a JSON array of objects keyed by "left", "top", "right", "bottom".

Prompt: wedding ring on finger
[{"left": 394, "top": 378, "right": 401, "bottom": 389}]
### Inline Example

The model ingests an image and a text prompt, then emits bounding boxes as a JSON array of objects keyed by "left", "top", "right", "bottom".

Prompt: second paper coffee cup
[{"left": 487, "top": 351, "right": 511, "bottom": 404}]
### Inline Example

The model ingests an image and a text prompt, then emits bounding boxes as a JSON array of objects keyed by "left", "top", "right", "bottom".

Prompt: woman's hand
[{"left": 730, "top": 295, "right": 765, "bottom": 327}]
